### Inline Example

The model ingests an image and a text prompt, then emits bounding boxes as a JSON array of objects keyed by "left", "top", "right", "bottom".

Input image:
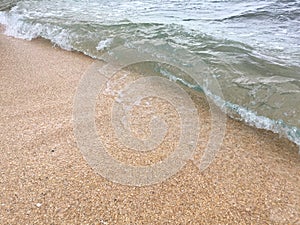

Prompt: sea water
[{"left": 0, "top": 0, "right": 299, "bottom": 146}]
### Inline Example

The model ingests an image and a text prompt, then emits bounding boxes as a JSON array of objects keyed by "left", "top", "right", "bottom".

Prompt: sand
[{"left": 0, "top": 31, "right": 299, "bottom": 224}]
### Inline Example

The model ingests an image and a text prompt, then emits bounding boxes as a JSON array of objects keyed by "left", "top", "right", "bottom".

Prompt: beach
[{"left": 0, "top": 30, "right": 299, "bottom": 224}]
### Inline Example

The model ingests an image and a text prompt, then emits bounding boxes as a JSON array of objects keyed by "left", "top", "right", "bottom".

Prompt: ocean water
[{"left": 0, "top": 0, "right": 299, "bottom": 146}]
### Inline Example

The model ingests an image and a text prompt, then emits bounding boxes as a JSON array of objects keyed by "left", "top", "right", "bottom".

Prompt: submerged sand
[{"left": 0, "top": 31, "right": 299, "bottom": 224}]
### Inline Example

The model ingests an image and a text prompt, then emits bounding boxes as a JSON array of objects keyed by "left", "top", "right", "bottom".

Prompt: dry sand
[{"left": 0, "top": 31, "right": 299, "bottom": 224}]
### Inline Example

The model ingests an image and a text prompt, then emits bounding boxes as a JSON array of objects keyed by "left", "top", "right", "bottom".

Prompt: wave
[
  {"left": 214, "top": 0, "right": 300, "bottom": 22},
  {"left": 0, "top": 2, "right": 299, "bottom": 148},
  {"left": 158, "top": 66, "right": 300, "bottom": 147},
  {"left": 0, "top": 0, "right": 19, "bottom": 11}
]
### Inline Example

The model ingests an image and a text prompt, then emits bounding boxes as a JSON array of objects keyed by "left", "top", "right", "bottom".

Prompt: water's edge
[
  {"left": 159, "top": 66, "right": 300, "bottom": 148},
  {"left": 1, "top": 23, "right": 299, "bottom": 150}
]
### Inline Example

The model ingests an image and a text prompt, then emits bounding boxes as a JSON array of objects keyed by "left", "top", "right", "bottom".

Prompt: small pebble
[{"left": 36, "top": 203, "right": 42, "bottom": 208}]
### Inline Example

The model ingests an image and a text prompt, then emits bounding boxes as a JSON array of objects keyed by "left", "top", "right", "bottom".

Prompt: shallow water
[{"left": 0, "top": 0, "right": 299, "bottom": 145}]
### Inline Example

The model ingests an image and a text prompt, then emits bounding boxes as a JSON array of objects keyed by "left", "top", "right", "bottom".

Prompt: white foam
[
  {"left": 0, "top": 11, "right": 73, "bottom": 50},
  {"left": 157, "top": 66, "right": 300, "bottom": 147},
  {"left": 205, "top": 88, "right": 300, "bottom": 146},
  {"left": 96, "top": 38, "right": 113, "bottom": 51}
]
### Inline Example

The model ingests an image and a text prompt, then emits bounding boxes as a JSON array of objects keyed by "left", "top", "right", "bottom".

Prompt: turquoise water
[{"left": 0, "top": 0, "right": 299, "bottom": 146}]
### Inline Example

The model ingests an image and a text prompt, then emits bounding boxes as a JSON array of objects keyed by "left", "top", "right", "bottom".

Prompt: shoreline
[{"left": 0, "top": 31, "right": 299, "bottom": 224}]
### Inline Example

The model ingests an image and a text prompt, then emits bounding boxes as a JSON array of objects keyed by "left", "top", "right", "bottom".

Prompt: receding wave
[
  {"left": 158, "top": 66, "right": 300, "bottom": 146},
  {"left": 0, "top": 0, "right": 299, "bottom": 147}
]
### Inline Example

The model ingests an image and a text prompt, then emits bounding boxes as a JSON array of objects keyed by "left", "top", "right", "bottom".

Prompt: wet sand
[{"left": 0, "top": 31, "right": 299, "bottom": 224}]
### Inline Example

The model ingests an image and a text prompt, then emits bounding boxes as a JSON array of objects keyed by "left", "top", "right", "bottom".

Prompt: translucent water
[{"left": 0, "top": 0, "right": 299, "bottom": 146}]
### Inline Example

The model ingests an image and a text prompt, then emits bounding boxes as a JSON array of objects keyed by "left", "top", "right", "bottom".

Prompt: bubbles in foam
[{"left": 96, "top": 38, "right": 113, "bottom": 51}]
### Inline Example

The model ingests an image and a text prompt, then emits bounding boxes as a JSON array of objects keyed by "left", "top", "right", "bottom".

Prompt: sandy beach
[{"left": 0, "top": 30, "right": 299, "bottom": 224}]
